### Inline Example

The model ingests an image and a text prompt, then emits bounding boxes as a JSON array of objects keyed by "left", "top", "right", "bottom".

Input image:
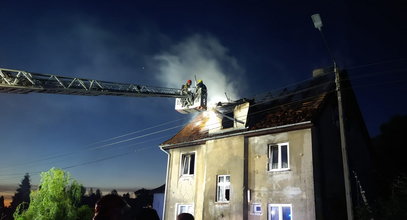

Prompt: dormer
[{"left": 208, "top": 101, "right": 250, "bottom": 135}]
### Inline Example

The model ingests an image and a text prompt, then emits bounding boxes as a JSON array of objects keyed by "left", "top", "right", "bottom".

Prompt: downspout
[
  {"left": 243, "top": 137, "right": 249, "bottom": 220},
  {"left": 159, "top": 145, "right": 170, "bottom": 220}
]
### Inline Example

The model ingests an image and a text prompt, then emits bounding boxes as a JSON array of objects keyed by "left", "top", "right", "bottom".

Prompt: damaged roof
[{"left": 162, "top": 73, "right": 336, "bottom": 146}]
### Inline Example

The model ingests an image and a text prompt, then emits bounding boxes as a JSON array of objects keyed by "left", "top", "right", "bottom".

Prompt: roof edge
[{"left": 160, "top": 121, "right": 313, "bottom": 150}]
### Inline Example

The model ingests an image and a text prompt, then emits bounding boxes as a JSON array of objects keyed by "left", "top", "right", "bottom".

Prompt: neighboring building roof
[
  {"left": 162, "top": 73, "right": 336, "bottom": 147},
  {"left": 135, "top": 184, "right": 166, "bottom": 195}
]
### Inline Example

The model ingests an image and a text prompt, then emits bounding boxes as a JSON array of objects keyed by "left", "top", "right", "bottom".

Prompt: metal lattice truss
[{"left": 0, "top": 68, "right": 185, "bottom": 98}]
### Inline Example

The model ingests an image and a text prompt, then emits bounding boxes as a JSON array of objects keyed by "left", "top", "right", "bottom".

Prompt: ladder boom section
[{"left": 0, "top": 68, "right": 185, "bottom": 98}]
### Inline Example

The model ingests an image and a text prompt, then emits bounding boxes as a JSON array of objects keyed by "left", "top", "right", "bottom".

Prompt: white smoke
[{"left": 153, "top": 34, "right": 245, "bottom": 106}]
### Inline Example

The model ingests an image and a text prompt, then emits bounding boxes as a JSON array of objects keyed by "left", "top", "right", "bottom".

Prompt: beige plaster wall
[
  {"left": 201, "top": 136, "right": 245, "bottom": 220},
  {"left": 247, "top": 129, "right": 315, "bottom": 220},
  {"left": 165, "top": 135, "right": 246, "bottom": 220},
  {"left": 164, "top": 128, "right": 315, "bottom": 220},
  {"left": 165, "top": 145, "right": 204, "bottom": 220}
]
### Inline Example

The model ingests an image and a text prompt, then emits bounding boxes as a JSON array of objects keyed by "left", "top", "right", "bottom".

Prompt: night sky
[{"left": 0, "top": 0, "right": 406, "bottom": 202}]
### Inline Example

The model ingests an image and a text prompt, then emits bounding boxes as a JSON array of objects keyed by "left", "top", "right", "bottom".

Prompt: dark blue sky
[{"left": 0, "top": 0, "right": 406, "bottom": 193}]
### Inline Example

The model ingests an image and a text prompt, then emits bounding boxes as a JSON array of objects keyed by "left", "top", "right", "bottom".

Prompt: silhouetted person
[
  {"left": 93, "top": 194, "right": 130, "bottom": 220},
  {"left": 177, "top": 213, "right": 194, "bottom": 220},
  {"left": 136, "top": 207, "right": 160, "bottom": 220}
]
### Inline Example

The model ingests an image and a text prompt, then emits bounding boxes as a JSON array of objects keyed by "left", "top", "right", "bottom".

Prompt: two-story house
[{"left": 159, "top": 70, "right": 373, "bottom": 220}]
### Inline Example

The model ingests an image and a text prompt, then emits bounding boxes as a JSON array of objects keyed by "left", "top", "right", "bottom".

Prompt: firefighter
[
  {"left": 181, "top": 79, "right": 193, "bottom": 107},
  {"left": 196, "top": 79, "right": 207, "bottom": 109},
  {"left": 181, "top": 79, "right": 192, "bottom": 92},
  {"left": 196, "top": 79, "right": 207, "bottom": 94}
]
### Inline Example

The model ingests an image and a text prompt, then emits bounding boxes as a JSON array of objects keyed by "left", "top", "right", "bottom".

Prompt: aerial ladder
[{"left": 0, "top": 67, "right": 207, "bottom": 114}]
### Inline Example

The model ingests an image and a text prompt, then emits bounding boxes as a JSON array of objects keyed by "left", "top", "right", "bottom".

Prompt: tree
[
  {"left": 10, "top": 173, "right": 31, "bottom": 214},
  {"left": 111, "top": 189, "right": 118, "bottom": 195},
  {"left": 372, "top": 115, "right": 407, "bottom": 194},
  {"left": 375, "top": 174, "right": 407, "bottom": 219},
  {"left": 95, "top": 189, "right": 102, "bottom": 202},
  {"left": 0, "top": 196, "right": 4, "bottom": 210},
  {"left": 88, "top": 188, "right": 94, "bottom": 196},
  {"left": 369, "top": 115, "right": 407, "bottom": 219},
  {"left": 0, "top": 196, "right": 5, "bottom": 220},
  {"left": 13, "top": 168, "right": 92, "bottom": 220}
]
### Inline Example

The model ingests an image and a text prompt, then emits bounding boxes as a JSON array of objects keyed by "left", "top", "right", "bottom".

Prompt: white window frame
[
  {"left": 216, "top": 175, "right": 230, "bottom": 203},
  {"left": 268, "top": 142, "right": 290, "bottom": 171},
  {"left": 268, "top": 204, "right": 292, "bottom": 220},
  {"left": 251, "top": 203, "right": 263, "bottom": 216},
  {"left": 180, "top": 152, "right": 196, "bottom": 177},
  {"left": 176, "top": 203, "right": 194, "bottom": 218}
]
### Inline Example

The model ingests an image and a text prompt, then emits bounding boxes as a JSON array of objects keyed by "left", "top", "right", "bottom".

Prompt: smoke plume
[{"left": 153, "top": 34, "right": 245, "bottom": 105}]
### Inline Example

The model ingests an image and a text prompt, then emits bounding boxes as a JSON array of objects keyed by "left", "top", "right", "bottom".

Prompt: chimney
[{"left": 312, "top": 66, "right": 334, "bottom": 77}]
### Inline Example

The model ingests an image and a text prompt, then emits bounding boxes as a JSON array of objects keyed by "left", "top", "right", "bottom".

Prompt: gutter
[
  {"left": 161, "top": 121, "right": 313, "bottom": 149},
  {"left": 159, "top": 145, "right": 170, "bottom": 219}
]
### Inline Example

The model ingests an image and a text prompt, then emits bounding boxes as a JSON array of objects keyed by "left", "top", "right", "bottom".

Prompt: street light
[
  {"left": 311, "top": 14, "right": 337, "bottom": 70},
  {"left": 311, "top": 14, "right": 323, "bottom": 31},
  {"left": 311, "top": 13, "right": 354, "bottom": 220}
]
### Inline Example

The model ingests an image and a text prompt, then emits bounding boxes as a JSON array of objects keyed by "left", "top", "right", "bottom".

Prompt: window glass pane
[
  {"left": 270, "top": 206, "right": 279, "bottom": 220},
  {"left": 178, "top": 205, "right": 193, "bottom": 214},
  {"left": 219, "top": 176, "right": 224, "bottom": 182},
  {"left": 226, "top": 176, "right": 230, "bottom": 182},
  {"left": 182, "top": 155, "right": 190, "bottom": 174},
  {"left": 217, "top": 186, "right": 222, "bottom": 201},
  {"left": 282, "top": 206, "right": 291, "bottom": 220},
  {"left": 187, "top": 205, "right": 193, "bottom": 214},
  {"left": 225, "top": 189, "right": 230, "bottom": 201},
  {"left": 281, "top": 145, "right": 288, "bottom": 168},
  {"left": 271, "top": 146, "right": 279, "bottom": 169},
  {"left": 190, "top": 154, "right": 195, "bottom": 174}
]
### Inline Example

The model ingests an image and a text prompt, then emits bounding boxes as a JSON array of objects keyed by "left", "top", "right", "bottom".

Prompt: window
[
  {"left": 181, "top": 153, "right": 195, "bottom": 176},
  {"left": 222, "top": 112, "right": 234, "bottom": 129},
  {"left": 251, "top": 203, "right": 263, "bottom": 215},
  {"left": 177, "top": 204, "right": 194, "bottom": 215},
  {"left": 268, "top": 204, "right": 292, "bottom": 220},
  {"left": 268, "top": 143, "right": 289, "bottom": 171},
  {"left": 216, "top": 175, "right": 230, "bottom": 202}
]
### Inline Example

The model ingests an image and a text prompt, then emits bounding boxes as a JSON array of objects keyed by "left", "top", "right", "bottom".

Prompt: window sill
[
  {"left": 267, "top": 168, "right": 291, "bottom": 173},
  {"left": 251, "top": 212, "right": 262, "bottom": 216},
  {"left": 180, "top": 175, "right": 195, "bottom": 180},
  {"left": 215, "top": 201, "right": 230, "bottom": 205}
]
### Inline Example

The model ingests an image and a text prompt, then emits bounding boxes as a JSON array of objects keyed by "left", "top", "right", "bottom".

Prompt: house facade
[{"left": 160, "top": 71, "right": 373, "bottom": 220}]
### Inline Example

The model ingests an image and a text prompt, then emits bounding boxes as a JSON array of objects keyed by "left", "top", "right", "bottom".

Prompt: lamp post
[{"left": 311, "top": 13, "right": 354, "bottom": 220}]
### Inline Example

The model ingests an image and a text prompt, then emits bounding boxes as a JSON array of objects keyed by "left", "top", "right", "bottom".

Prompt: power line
[
  {"left": 0, "top": 82, "right": 403, "bottom": 182},
  {"left": 346, "top": 57, "right": 407, "bottom": 71},
  {"left": 0, "top": 94, "right": 329, "bottom": 180},
  {"left": 0, "top": 79, "right": 338, "bottom": 179},
  {"left": 0, "top": 143, "right": 164, "bottom": 181},
  {"left": 347, "top": 67, "right": 407, "bottom": 79},
  {"left": 351, "top": 79, "right": 407, "bottom": 89},
  {"left": 1, "top": 72, "right": 404, "bottom": 180},
  {"left": 85, "top": 117, "right": 187, "bottom": 146},
  {"left": 1, "top": 59, "right": 406, "bottom": 183},
  {"left": 0, "top": 122, "right": 188, "bottom": 171},
  {"left": 0, "top": 71, "right": 392, "bottom": 173},
  {"left": 0, "top": 139, "right": 168, "bottom": 180},
  {"left": 25, "top": 69, "right": 407, "bottom": 169},
  {"left": 0, "top": 75, "right": 332, "bottom": 172}
]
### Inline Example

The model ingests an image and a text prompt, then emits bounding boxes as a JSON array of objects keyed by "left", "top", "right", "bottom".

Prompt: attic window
[{"left": 222, "top": 111, "right": 234, "bottom": 129}]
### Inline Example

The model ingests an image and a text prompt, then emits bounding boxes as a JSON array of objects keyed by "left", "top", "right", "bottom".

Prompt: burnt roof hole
[{"left": 222, "top": 111, "right": 234, "bottom": 129}]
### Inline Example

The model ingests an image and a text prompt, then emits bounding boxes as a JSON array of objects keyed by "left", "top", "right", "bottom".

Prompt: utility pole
[{"left": 311, "top": 14, "right": 354, "bottom": 220}]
